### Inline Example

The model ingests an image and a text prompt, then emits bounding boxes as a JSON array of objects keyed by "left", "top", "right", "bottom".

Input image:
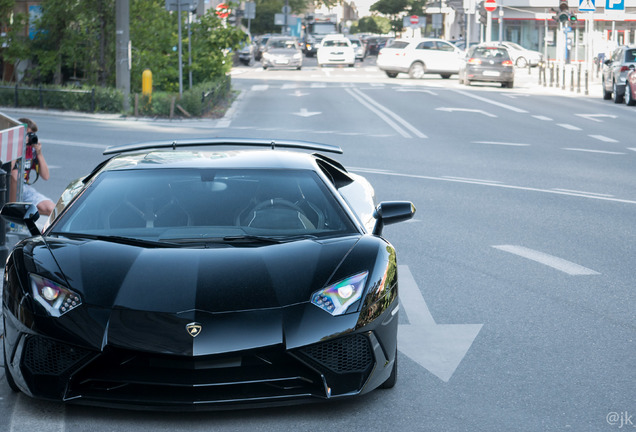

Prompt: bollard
[
  {"left": 576, "top": 65, "right": 581, "bottom": 93},
  {"left": 585, "top": 70, "right": 589, "bottom": 95},
  {"left": 562, "top": 67, "right": 566, "bottom": 90},
  {"left": 570, "top": 68, "right": 574, "bottom": 92},
  {"left": 550, "top": 64, "right": 554, "bottom": 87},
  {"left": 538, "top": 64, "right": 543, "bottom": 86},
  {"left": 556, "top": 64, "right": 560, "bottom": 88}
]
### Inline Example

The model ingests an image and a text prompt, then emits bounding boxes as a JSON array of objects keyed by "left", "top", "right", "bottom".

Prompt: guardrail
[{"left": 0, "top": 84, "right": 96, "bottom": 112}]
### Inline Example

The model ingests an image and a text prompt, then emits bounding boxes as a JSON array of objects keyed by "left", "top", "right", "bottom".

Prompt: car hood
[
  {"left": 41, "top": 236, "right": 360, "bottom": 313},
  {"left": 266, "top": 48, "right": 298, "bottom": 55}
]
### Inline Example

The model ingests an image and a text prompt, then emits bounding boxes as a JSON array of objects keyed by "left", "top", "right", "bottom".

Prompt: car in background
[
  {"left": 317, "top": 34, "right": 355, "bottom": 67},
  {"left": 458, "top": 44, "right": 515, "bottom": 88},
  {"left": 237, "top": 39, "right": 255, "bottom": 65},
  {"left": 254, "top": 34, "right": 271, "bottom": 62},
  {"left": 451, "top": 39, "right": 478, "bottom": 51},
  {"left": 496, "top": 41, "right": 543, "bottom": 68},
  {"left": 376, "top": 38, "right": 464, "bottom": 79},
  {"left": 602, "top": 45, "right": 636, "bottom": 103},
  {"left": 625, "top": 68, "right": 636, "bottom": 106},
  {"left": 261, "top": 36, "right": 303, "bottom": 70},
  {"left": 1, "top": 138, "right": 415, "bottom": 410},
  {"left": 347, "top": 35, "right": 366, "bottom": 61}
]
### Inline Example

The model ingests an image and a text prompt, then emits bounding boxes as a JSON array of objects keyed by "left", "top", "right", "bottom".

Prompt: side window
[
  {"left": 436, "top": 42, "right": 454, "bottom": 52},
  {"left": 416, "top": 42, "right": 434, "bottom": 50}
]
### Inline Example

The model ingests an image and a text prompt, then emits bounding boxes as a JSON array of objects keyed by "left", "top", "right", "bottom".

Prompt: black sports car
[{"left": 2, "top": 138, "right": 415, "bottom": 410}]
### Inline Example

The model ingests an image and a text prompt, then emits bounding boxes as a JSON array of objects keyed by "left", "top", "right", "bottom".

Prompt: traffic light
[
  {"left": 558, "top": 0, "right": 569, "bottom": 22},
  {"left": 569, "top": 13, "right": 577, "bottom": 22},
  {"left": 478, "top": 2, "right": 488, "bottom": 26}
]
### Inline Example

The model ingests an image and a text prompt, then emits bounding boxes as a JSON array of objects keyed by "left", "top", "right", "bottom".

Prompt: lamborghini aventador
[{"left": 1, "top": 138, "right": 415, "bottom": 410}]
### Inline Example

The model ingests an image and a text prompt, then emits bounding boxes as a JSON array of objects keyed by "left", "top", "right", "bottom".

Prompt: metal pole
[
  {"left": 188, "top": 10, "right": 192, "bottom": 90},
  {"left": 116, "top": 0, "right": 130, "bottom": 111},
  {"left": 177, "top": 0, "right": 183, "bottom": 97},
  {"left": 498, "top": 0, "right": 503, "bottom": 43}
]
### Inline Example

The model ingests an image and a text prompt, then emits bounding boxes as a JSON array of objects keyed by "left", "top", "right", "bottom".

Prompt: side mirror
[
  {"left": 1, "top": 202, "right": 41, "bottom": 236},
  {"left": 372, "top": 201, "right": 416, "bottom": 236}
]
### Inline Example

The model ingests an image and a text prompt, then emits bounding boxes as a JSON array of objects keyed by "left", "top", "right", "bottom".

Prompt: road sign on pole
[
  {"left": 484, "top": 0, "right": 497, "bottom": 12},
  {"left": 579, "top": 0, "right": 595, "bottom": 12}
]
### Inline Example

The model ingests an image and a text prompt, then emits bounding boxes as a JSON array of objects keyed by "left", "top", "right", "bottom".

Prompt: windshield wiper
[
  {"left": 51, "top": 232, "right": 182, "bottom": 248},
  {"left": 222, "top": 234, "right": 317, "bottom": 244}
]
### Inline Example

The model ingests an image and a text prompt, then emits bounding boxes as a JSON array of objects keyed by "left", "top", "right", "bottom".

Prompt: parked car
[
  {"left": 496, "top": 41, "right": 543, "bottom": 68},
  {"left": 1, "top": 138, "right": 415, "bottom": 410},
  {"left": 237, "top": 39, "right": 255, "bottom": 65},
  {"left": 625, "top": 68, "right": 636, "bottom": 106},
  {"left": 317, "top": 34, "right": 355, "bottom": 67},
  {"left": 376, "top": 38, "right": 464, "bottom": 79},
  {"left": 458, "top": 44, "right": 515, "bottom": 88},
  {"left": 261, "top": 36, "right": 303, "bottom": 70},
  {"left": 602, "top": 45, "right": 636, "bottom": 103},
  {"left": 254, "top": 34, "right": 271, "bottom": 62},
  {"left": 347, "top": 35, "right": 366, "bottom": 61}
]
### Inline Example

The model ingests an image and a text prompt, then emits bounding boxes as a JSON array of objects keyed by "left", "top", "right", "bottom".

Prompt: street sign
[
  {"left": 215, "top": 2, "right": 229, "bottom": 18},
  {"left": 484, "top": 0, "right": 497, "bottom": 12},
  {"left": 579, "top": 0, "right": 595, "bottom": 12},
  {"left": 606, "top": 0, "right": 624, "bottom": 11},
  {"left": 410, "top": 15, "right": 419, "bottom": 25}
]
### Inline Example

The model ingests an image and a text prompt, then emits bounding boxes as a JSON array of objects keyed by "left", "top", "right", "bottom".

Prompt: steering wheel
[{"left": 237, "top": 198, "right": 311, "bottom": 228}]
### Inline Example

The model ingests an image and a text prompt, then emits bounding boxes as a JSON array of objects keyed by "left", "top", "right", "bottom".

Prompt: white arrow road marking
[
  {"left": 492, "top": 245, "right": 600, "bottom": 275},
  {"left": 628, "top": 148, "right": 636, "bottom": 152},
  {"left": 557, "top": 123, "right": 581, "bottom": 130},
  {"left": 563, "top": 148, "right": 625, "bottom": 155},
  {"left": 290, "top": 90, "right": 309, "bottom": 97},
  {"left": 576, "top": 114, "right": 618, "bottom": 122},
  {"left": 436, "top": 107, "right": 497, "bottom": 117},
  {"left": 502, "top": 93, "right": 530, "bottom": 98},
  {"left": 251, "top": 84, "right": 268, "bottom": 91},
  {"left": 398, "top": 265, "right": 483, "bottom": 382},
  {"left": 532, "top": 115, "right": 553, "bottom": 121},
  {"left": 472, "top": 141, "right": 530, "bottom": 147},
  {"left": 395, "top": 88, "right": 438, "bottom": 95},
  {"left": 292, "top": 108, "right": 321, "bottom": 117}
]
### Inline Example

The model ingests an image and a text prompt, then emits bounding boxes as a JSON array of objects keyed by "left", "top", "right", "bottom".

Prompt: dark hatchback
[
  {"left": 459, "top": 45, "right": 515, "bottom": 88},
  {"left": 2, "top": 139, "right": 415, "bottom": 411}
]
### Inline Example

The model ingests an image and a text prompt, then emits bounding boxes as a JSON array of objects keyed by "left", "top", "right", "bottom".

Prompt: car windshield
[
  {"left": 473, "top": 47, "right": 510, "bottom": 60},
  {"left": 268, "top": 39, "right": 297, "bottom": 49},
  {"left": 626, "top": 48, "right": 636, "bottom": 62},
  {"left": 323, "top": 40, "right": 349, "bottom": 47},
  {"left": 51, "top": 168, "right": 359, "bottom": 243}
]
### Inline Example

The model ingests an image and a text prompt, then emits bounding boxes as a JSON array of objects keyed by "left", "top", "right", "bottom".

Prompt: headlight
[
  {"left": 262, "top": 53, "right": 271, "bottom": 60},
  {"left": 293, "top": 53, "right": 301, "bottom": 60},
  {"left": 30, "top": 274, "right": 82, "bottom": 317},
  {"left": 311, "top": 271, "right": 368, "bottom": 316}
]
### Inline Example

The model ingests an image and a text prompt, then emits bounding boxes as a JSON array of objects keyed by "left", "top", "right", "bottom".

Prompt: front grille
[
  {"left": 23, "top": 336, "right": 93, "bottom": 375},
  {"left": 66, "top": 346, "right": 327, "bottom": 407},
  {"left": 300, "top": 333, "right": 373, "bottom": 373}
]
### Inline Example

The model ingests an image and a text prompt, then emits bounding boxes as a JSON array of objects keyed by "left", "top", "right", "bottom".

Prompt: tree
[
  {"left": 244, "top": 0, "right": 306, "bottom": 35},
  {"left": 352, "top": 16, "right": 391, "bottom": 34}
]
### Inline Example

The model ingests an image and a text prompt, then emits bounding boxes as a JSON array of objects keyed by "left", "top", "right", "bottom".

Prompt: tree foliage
[
  {"left": 4, "top": 0, "right": 245, "bottom": 93},
  {"left": 243, "top": 0, "right": 306, "bottom": 36},
  {"left": 351, "top": 16, "right": 391, "bottom": 34}
]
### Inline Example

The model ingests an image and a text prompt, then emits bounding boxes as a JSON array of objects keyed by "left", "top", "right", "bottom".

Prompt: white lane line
[
  {"left": 310, "top": 83, "right": 327, "bottom": 88},
  {"left": 532, "top": 115, "right": 553, "bottom": 121},
  {"left": 589, "top": 135, "right": 619, "bottom": 143},
  {"left": 451, "top": 89, "right": 528, "bottom": 113},
  {"left": 628, "top": 148, "right": 636, "bottom": 152},
  {"left": 492, "top": 245, "right": 600, "bottom": 275},
  {"left": 442, "top": 176, "right": 503, "bottom": 184},
  {"left": 563, "top": 148, "right": 625, "bottom": 155},
  {"left": 251, "top": 84, "right": 268, "bottom": 91},
  {"left": 345, "top": 89, "right": 411, "bottom": 138},
  {"left": 552, "top": 188, "right": 614, "bottom": 197},
  {"left": 472, "top": 141, "right": 530, "bottom": 147},
  {"left": 42, "top": 139, "right": 107, "bottom": 149},
  {"left": 350, "top": 167, "right": 636, "bottom": 205},
  {"left": 349, "top": 88, "right": 428, "bottom": 138},
  {"left": 557, "top": 123, "right": 582, "bottom": 130}
]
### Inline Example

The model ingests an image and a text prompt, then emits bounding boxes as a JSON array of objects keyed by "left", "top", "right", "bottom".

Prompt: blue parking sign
[{"left": 606, "top": 0, "right": 624, "bottom": 11}]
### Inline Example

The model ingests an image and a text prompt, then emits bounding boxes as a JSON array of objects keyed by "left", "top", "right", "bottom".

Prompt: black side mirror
[
  {"left": 1, "top": 202, "right": 41, "bottom": 236},
  {"left": 372, "top": 201, "right": 416, "bottom": 236}
]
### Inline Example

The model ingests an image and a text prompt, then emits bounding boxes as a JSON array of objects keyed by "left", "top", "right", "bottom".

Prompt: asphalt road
[{"left": 0, "top": 57, "right": 634, "bottom": 432}]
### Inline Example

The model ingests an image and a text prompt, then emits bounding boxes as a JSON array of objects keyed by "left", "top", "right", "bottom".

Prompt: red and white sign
[
  {"left": 215, "top": 3, "right": 230, "bottom": 18},
  {"left": 484, "top": 0, "right": 497, "bottom": 12},
  {"left": 410, "top": 15, "right": 419, "bottom": 25},
  {"left": 0, "top": 125, "right": 25, "bottom": 163}
]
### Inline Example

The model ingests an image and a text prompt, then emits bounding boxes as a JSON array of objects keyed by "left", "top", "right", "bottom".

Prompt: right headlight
[{"left": 30, "top": 274, "right": 82, "bottom": 317}]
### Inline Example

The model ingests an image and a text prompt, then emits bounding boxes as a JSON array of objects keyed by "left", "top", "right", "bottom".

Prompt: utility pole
[{"left": 116, "top": 0, "right": 130, "bottom": 111}]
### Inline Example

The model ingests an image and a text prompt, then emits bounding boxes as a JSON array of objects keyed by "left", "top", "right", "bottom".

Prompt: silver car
[
  {"left": 261, "top": 36, "right": 303, "bottom": 70},
  {"left": 602, "top": 45, "right": 636, "bottom": 104},
  {"left": 496, "top": 41, "right": 543, "bottom": 68}
]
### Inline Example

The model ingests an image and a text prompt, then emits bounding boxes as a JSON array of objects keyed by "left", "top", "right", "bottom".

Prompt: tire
[
  {"left": 3, "top": 338, "right": 20, "bottom": 393},
  {"left": 502, "top": 81, "right": 514, "bottom": 88},
  {"left": 348, "top": 63, "right": 354, "bottom": 68},
  {"left": 613, "top": 82, "right": 624, "bottom": 104},
  {"left": 408, "top": 62, "right": 425, "bottom": 79},
  {"left": 603, "top": 83, "right": 612, "bottom": 100},
  {"left": 380, "top": 348, "right": 397, "bottom": 389},
  {"left": 626, "top": 83, "right": 635, "bottom": 106},
  {"left": 440, "top": 74, "right": 451, "bottom": 79},
  {"left": 516, "top": 57, "right": 528, "bottom": 68},
  {"left": 385, "top": 71, "right": 398, "bottom": 78}
]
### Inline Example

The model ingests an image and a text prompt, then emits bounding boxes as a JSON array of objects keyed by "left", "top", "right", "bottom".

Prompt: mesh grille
[
  {"left": 23, "top": 336, "right": 92, "bottom": 375},
  {"left": 301, "top": 333, "right": 373, "bottom": 373}
]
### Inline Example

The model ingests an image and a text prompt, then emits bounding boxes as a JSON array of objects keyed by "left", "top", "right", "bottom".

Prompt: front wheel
[
  {"left": 516, "top": 57, "right": 528, "bottom": 68},
  {"left": 385, "top": 71, "right": 398, "bottom": 78},
  {"left": 408, "top": 62, "right": 425, "bottom": 79},
  {"left": 626, "top": 83, "right": 635, "bottom": 106},
  {"left": 440, "top": 74, "right": 451, "bottom": 79}
]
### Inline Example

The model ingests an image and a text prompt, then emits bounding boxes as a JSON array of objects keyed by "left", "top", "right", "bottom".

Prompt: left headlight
[
  {"left": 311, "top": 271, "right": 368, "bottom": 316},
  {"left": 30, "top": 274, "right": 82, "bottom": 317}
]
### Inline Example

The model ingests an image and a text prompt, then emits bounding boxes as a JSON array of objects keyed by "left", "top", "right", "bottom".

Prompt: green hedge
[
  {"left": 0, "top": 83, "right": 124, "bottom": 114},
  {"left": 0, "top": 76, "right": 232, "bottom": 117}
]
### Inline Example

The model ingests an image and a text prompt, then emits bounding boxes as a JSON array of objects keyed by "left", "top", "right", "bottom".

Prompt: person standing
[{"left": 11, "top": 118, "right": 55, "bottom": 216}]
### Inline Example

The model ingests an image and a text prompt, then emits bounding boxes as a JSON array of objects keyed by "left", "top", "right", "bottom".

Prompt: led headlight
[
  {"left": 30, "top": 274, "right": 82, "bottom": 317},
  {"left": 311, "top": 271, "right": 368, "bottom": 316}
]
